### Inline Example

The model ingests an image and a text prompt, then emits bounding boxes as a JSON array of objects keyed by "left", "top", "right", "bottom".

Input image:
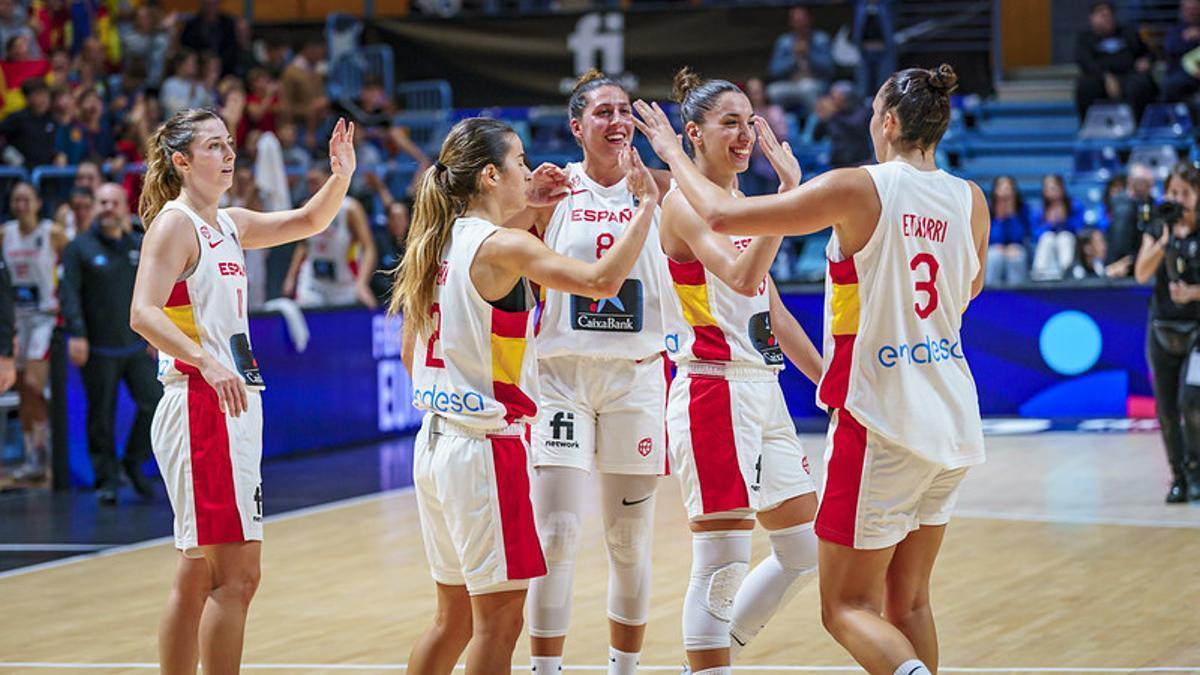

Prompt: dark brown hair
[
  {"left": 672, "top": 66, "right": 744, "bottom": 154},
  {"left": 878, "top": 63, "right": 958, "bottom": 153},
  {"left": 568, "top": 69, "right": 627, "bottom": 122}
]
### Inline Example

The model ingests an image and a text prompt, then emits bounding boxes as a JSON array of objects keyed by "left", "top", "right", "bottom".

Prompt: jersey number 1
[{"left": 909, "top": 253, "right": 939, "bottom": 320}]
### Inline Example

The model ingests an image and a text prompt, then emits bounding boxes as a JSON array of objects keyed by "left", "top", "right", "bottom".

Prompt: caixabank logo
[{"left": 571, "top": 279, "right": 644, "bottom": 332}]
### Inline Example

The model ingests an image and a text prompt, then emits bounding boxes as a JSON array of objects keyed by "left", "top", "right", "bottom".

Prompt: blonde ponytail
[
  {"left": 138, "top": 108, "right": 223, "bottom": 227},
  {"left": 386, "top": 117, "right": 518, "bottom": 337}
]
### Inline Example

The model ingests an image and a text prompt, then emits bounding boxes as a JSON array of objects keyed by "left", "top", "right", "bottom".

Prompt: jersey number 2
[
  {"left": 425, "top": 303, "right": 445, "bottom": 368},
  {"left": 910, "top": 253, "right": 939, "bottom": 320}
]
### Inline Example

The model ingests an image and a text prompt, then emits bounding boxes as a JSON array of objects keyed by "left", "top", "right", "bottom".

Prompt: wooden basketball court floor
[{"left": 1, "top": 430, "right": 1198, "bottom": 673}]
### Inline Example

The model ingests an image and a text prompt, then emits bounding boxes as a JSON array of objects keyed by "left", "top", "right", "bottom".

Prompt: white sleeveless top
[
  {"left": 410, "top": 216, "right": 540, "bottom": 430},
  {"left": 536, "top": 162, "right": 666, "bottom": 360},
  {"left": 660, "top": 184, "right": 783, "bottom": 370},
  {"left": 819, "top": 161, "right": 983, "bottom": 468},
  {"left": 3, "top": 219, "right": 58, "bottom": 314},
  {"left": 157, "top": 200, "right": 264, "bottom": 391},
  {"left": 298, "top": 197, "right": 355, "bottom": 291}
]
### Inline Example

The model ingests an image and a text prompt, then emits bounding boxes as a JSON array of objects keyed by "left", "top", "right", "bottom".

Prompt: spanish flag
[{"left": 0, "top": 61, "right": 51, "bottom": 118}]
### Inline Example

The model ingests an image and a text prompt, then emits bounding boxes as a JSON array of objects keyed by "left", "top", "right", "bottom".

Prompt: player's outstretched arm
[
  {"left": 227, "top": 118, "right": 357, "bottom": 250},
  {"left": 768, "top": 279, "right": 821, "bottom": 384}
]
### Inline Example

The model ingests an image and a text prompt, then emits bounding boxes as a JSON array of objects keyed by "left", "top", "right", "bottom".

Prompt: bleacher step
[{"left": 995, "top": 80, "right": 1074, "bottom": 103}]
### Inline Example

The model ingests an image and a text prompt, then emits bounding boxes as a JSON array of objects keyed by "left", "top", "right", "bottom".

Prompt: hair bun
[
  {"left": 572, "top": 69, "right": 607, "bottom": 94},
  {"left": 672, "top": 66, "right": 703, "bottom": 103},
  {"left": 929, "top": 64, "right": 958, "bottom": 94}
]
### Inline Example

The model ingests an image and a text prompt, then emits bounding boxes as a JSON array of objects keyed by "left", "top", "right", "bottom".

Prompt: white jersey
[
  {"left": 537, "top": 162, "right": 665, "bottom": 360},
  {"left": 3, "top": 219, "right": 58, "bottom": 314},
  {"left": 158, "top": 200, "right": 264, "bottom": 391},
  {"left": 411, "top": 216, "right": 540, "bottom": 431},
  {"left": 819, "top": 160, "right": 984, "bottom": 468},
  {"left": 661, "top": 185, "right": 783, "bottom": 370},
  {"left": 297, "top": 197, "right": 355, "bottom": 293}
]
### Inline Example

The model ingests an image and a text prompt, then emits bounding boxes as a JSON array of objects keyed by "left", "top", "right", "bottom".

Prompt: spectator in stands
[
  {"left": 853, "top": 0, "right": 896, "bottom": 97},
  {"left": 1069, "top": 226, "right": 1109, "bottom": 279},
  {"left": 1, "top": 34, "right": 49, "bottom": 116},
  {"left": 766, "top": 6, "right": 833, "bottom": 116},
  {"left": 160, "top": 50, "right": 212, "bottom": 118},
  {"left": 200, "top": 52, "right": 224, "bottom": 105},
  {"left": 1074, "top": 1, "right": 1157, "bottom": 121},
  {"left": 244, "top": 68, "right": 279, "bottom": 136},
  {"left": 120, "top": 5, "right": 173, "bottom": 88},
  {"left": 44, "top": 48, "right": 69, "bottom": 88},
  {"left": 0, "top": 0, "right": 40, "bottom": 60},
  {"left": 53, "top": 160, "right": 101, "bottom": 235},
  {"left": 1097, "top": 173, "right": 1128, "bottom": 230},
  {"left": 813, "top": 80, "right": 872, "bottom": 168},
  {"left": 1163, "top": 0, "right": 1200, "bottom": 103},
  {"left": 55, "top": 88, "right": 114, "bottom": 165},
  {"left": 1031, "top": 174, "right": 1086, "bottom": 280},
  {"left": 180, "top": 0, "right": 238, "bottom": 77},
  {"left": 741, "top": 76, "right": 790, "bottom": 197},
  {"left": 60, "top": 182, "right": 161, "bottom": 505},
  {"left": 0, "top": 78, "right": 56, "bottom": 169},
  {"left": 370, "top": 197, "right": 409, "bottom": 302},
  {"left": 1107, "top": 161, "right": 1156, "bottom": 276},
  {"left": 281, "top": 40, "right": 329, "bottom": 143},
  {"left": 232, "top": 17, "right": 261, "bottom": 79},
  {"left": 30, "top": 0, "right": 67, "bottom": 58},
  {"left": 986, "top": 175, "right": 1032, "bottom": 285}
]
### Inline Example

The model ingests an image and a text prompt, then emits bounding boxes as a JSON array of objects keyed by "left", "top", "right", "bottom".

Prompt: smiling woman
[{"left": 128, "top": 107, "right": 357, "bottom": 674}]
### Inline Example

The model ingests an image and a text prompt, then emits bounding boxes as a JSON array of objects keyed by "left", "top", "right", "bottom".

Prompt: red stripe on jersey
[
  {"left": 693, "top": 325, "right": 733, "bottom": 361},
  {"left": 667, "top": 257, "right": 707, "bottom": 286},
  {"left": 493, "top": 380, "right": 537, "bottom": 424},
  {"left": 828, "top": 256, "right": 858, "bottom": 285},
  {"left": 187, "top": 375, "right": 245, "bottom": 547},
  {"left": 815, "top": 410, "right": 868, "bottom": 547},
  {"left": 490, "top": 434, "right": 547, "bottom": 580},
  {"left": 166, "top": 280, "right": 191, "bottom": 308},
  {"left": 491, "top": 308, "right": 529, "bottom": 339},
  {"left": 688, "top": 375, "right": 749, "bottom": 513},
  {"left": 819, "top": 333, "right": 856, "bottom": 409}
]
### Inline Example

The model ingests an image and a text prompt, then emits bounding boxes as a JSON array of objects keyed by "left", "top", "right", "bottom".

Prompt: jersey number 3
[{"left": 910, "top": 253, "right": 939, "bottom": 320}]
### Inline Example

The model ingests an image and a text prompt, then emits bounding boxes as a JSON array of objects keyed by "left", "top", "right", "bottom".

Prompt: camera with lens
[{"left": 1139, "top": 200, "right": 1186, "bottom": 240}]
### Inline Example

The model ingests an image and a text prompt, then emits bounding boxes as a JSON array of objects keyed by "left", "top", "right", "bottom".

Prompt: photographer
[{"left": 1134, "top": 162, "right": 1200, "bottom": 503}]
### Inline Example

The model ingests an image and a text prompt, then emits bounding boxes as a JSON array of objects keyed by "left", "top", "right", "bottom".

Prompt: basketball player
[
  {"left": 130, "top": 110, "right": 357, "bottom": 674},
  {"left": 634, "top": 64, "right": 989, "bottom": 675},
  {"left": 284, "top": 166, "right": 379, "bottom": 308},
  {"left": 392, "top": 117, "right": 658, "bottom": 675},
  {"left": 508, "top": 70, "right": 671, "bottom": 675},
  {"left": 653, "top": 69, "right": 822, "bottom": 675},
  {"left": 1, "top": 182, "right": 69, "bottom": 482}
]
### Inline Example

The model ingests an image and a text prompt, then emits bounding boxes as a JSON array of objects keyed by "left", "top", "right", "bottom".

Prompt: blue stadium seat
[
  {"left": 1138, "top": 102, "right": 1192, "bottom": 139},
  {"left": 1078, "top": 103, "right": 1136, "bottom": 140},
  {"left": 391, "top": 111, "right": 452, "bottom": 157},
  {"left": 1127, "top": 144, "right": 1180, "bottom": 181},
  {"left": 395, "top": 80, "right": 453, "bottom": 112},
  {"left": 1073, "top": 145, "right": 1122, "bottom": 180}
]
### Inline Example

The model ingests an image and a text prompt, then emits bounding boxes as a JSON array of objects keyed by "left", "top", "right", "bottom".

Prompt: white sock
[
  {"left": 694, "top": 668, "right": 733, "bottom": 675},
  {"left": 894, "top": 659, "right": 931, "bottom": 675},
  {"left": 531, "top": 655, "right": 562, "bottom": 673},
  {"left": 607, "top": 646, "right": 639, "bottom": 675}
]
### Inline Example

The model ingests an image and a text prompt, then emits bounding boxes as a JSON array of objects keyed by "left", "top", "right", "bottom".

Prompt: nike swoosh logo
[
  {"left": 621, "top": 494, "right": 653, "bottom": 506},
  {"left": 208, "top": 239, "right": 223, "bottom": 249},
  {"left": 571, "top": 189, "right": 587, "bottom": 196}
]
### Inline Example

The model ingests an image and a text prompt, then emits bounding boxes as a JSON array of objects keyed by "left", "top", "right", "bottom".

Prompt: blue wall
[{"left": 65, "top": 284, "right": 1155, "bottom": 486}]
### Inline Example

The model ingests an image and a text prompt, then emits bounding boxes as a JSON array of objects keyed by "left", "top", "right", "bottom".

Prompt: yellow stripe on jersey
[
  {"left": 830, "top": 282, "right": 860, "bottom": 336},
  {"left": 674, "top": 282, "right": 718, "bottom": 327},
  {"left": 491, "top": 335, "right": 527, "bottom": 386}
]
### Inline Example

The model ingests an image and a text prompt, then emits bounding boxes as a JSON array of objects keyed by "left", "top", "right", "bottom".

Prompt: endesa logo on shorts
[
  {"left": 876, "top": 335, "right": 964, "bottom": 368},
  {"left": 412, "top": 383, "right": 487, "bottom": 414}
]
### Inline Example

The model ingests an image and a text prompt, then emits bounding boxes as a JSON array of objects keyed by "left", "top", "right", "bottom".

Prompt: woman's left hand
[
  {"left": 753, "top": 115, "right": 801, "bottom": 192},
  {"left": 1169, "top": 280, "right": 1200, "bottom": 304},
  {"left": 329, "top": 117, "right": 357, "bottom": 178}
]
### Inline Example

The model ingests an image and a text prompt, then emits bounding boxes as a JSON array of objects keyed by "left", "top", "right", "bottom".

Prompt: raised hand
[
  {"left": 526, "top": 162, "right": 570, "bottom": 207},
  {"left": 620, "top": 145, "right": 658, "bottom": 206},
  {"left": 329, "top": 117, "right": 357, "bottom": 178},
  {"left": 754, "top": 115, "right": 801, "bottom": 192},
  {"left": 632, "top": 100, "right": 685, "bottom": 164}
]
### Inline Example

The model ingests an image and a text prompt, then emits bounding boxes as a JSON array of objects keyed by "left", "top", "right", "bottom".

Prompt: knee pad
[
  {"left": 605, "top": 516, "right": 650, "bottom": 568},
  {"left": 683, "top": 530, "right": 752, "bottom": 651},
  {"left": 768, "top": 522, "right": 818, "bottom": 576},
  {"left": 605, "top": 517, "right": 654, "bottom": 625},
  {"left": 540, "top": 510, "right": 581, "bottom": 565}
]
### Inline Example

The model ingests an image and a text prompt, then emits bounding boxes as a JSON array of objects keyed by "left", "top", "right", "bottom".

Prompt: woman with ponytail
[
  {"left": 129, "top": 108, "right": 356, "bottom": 674},
  {"left": 657, "top": 68, "right": 822, "bottom": 675},
  {"left": 393, "top": 116, "right": 658, "bottom": 675},
  {"left": 636, "top": 64, "right": 990, "bottom": 674},
  {"left": 507, "top": 68, "right": 672, "bottom": 675}
]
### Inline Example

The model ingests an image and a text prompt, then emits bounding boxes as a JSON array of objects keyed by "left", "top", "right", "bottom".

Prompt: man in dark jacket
[
  {"left": 1075, "top": 1, "right": 1158, "bottom": 121},
  {"left": 1163, "top": 0, "right": 1200, "bottom": 102},
  {"left": 59, "top": 184, "right": 161, "bottom": 505},
  {"left": 0, "top": 78, "right": 57, "bottom": 170}
]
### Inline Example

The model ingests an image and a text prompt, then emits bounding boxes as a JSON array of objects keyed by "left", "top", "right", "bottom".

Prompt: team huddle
[{"left": 130, "top": 63, "right": 989, "bottom": 675}]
